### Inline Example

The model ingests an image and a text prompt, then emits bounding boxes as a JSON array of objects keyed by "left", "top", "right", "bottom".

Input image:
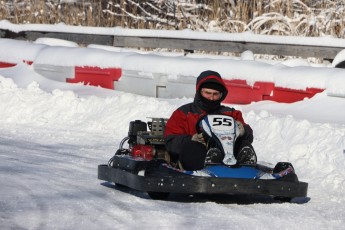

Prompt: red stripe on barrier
[
  {"left": 67, "top": 66, "right": 122, "bottom": 90},
  {"left": 267, "top": 87, "right": 324, "bottom": 103},
  {"left": 0, "top": 60, "right": 33, "bottom": 68},
  {"left": 0, "top": 62, "right": 16, "bottom": 68},
  {"left": 222, "top": 79, "right": 324, "bottom": 104},
  {"left": 223, "top": 79, "right": 274, "bottom": 104}
]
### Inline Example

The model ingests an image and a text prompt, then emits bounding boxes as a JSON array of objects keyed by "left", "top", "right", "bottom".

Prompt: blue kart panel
[{"left": 201, "top": 165, "right": 263, "bottom": 179}]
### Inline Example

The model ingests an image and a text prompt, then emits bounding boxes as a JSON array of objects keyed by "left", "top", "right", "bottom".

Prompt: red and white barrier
[
  {"left": 2, "top": 38, "right": 344, "bottom": 105},
  {"left": 0, "top": 58, "right": 327, "bottom": 104},
  {"left": 67, "top": 66, "right": 122, "bottom": 90}
]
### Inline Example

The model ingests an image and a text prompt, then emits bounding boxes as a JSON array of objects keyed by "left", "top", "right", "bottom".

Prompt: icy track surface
[{"left": 0, "top": 76, "right": 345, "bottom": 230}]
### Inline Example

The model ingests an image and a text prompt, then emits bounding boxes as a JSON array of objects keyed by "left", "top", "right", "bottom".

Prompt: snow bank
[
  {"left": 0, "top": 74, "right": 345, "bottom": 229},
  {"left": 0, "top": 38, "right": 45, "bottom": 63}
]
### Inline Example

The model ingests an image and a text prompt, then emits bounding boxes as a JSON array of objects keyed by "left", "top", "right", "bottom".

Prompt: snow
[
  {"left": 34, "top": 37, "right": 79, "bottom": 47},
  {"left": 1, "top": 24, "right": 345, "bottom": 230}
]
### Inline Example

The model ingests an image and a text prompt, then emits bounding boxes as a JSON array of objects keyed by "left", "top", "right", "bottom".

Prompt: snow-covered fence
[{"left": 1, "top": 20, "right": 345, "bottom": 60}]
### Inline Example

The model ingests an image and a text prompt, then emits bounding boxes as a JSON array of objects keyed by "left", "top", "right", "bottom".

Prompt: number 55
[{"left": 213, "top": 117, "right": 233, "bottom": 126}]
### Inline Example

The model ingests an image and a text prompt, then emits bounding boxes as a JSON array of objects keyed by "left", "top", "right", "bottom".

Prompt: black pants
[
  {"left": 177, "top": 138, "right": 253, "bottom": 171},
  {"left": 179, "top": 139, "right": 207, "bottom": 171}
]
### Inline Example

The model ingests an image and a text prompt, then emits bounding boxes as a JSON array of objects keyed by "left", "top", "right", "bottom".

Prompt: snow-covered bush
[{"left": 0, "top": 0, "right": 344, "bottom": 38}]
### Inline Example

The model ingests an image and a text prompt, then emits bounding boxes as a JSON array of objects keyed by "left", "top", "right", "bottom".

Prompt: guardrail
[{"left": 1, "top": 21, "right": 345, "bottom": 60}]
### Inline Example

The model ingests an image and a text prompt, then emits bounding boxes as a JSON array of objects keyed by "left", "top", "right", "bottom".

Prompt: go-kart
[{"left": 98, "top": 116, "right": 308, "bottom": 201}]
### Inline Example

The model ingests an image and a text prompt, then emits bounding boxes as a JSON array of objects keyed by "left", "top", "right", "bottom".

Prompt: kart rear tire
[
  {"left": 147, "top": 192, "right": 170, "bottom": 200},
  {"left": 115, "top": 183, "right": 127, "bottom": 188},
  {"left": 274, "top": 196, "right": 292, "bottom": 202}
]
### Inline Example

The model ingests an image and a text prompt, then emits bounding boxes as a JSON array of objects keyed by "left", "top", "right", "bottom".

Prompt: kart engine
[{"left": 125, "top": 118, "right": 168, "bottom": 161}]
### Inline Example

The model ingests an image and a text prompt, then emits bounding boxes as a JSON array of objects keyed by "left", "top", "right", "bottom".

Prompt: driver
[{"left": 164, "top": 70, "right": 256, "bottom": 170}]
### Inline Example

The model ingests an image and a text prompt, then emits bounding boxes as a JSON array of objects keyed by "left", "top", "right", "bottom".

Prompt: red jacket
[
  {"left": 164, "top": 70, "right": 253, "bottom": 156},
  {"left": 165, "top": 104, "right": 246, "bottom": 137}
]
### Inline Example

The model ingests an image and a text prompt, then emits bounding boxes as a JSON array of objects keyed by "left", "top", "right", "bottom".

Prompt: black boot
[
  {"left": 236, "top": 146, "right": 257, "bottom": 165},
  {"left": 205, "top": 148, "right": 224, "bottom": 164}
]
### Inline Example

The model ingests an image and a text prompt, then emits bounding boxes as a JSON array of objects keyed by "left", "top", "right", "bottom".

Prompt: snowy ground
[{"left": 0, "top": 63, "right": 344, "bottom": 230}]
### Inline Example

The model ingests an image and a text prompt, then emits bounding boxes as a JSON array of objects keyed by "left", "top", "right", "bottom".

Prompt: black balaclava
[{"left": 194, "top": 70, "right": 228, "bottom": 112}]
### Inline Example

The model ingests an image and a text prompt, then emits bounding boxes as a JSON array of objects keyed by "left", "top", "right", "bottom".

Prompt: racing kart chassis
[{"left": 98, "top": 118, "right": 308, "bottom": 201}]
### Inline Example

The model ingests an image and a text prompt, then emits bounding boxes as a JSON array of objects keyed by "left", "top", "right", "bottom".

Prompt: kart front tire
[
  {"left": 274, "top": 196, "right": 292, "bottom": 202},
  {"left": 147, "top": 192, "right": 170, "bottom": 200}
]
